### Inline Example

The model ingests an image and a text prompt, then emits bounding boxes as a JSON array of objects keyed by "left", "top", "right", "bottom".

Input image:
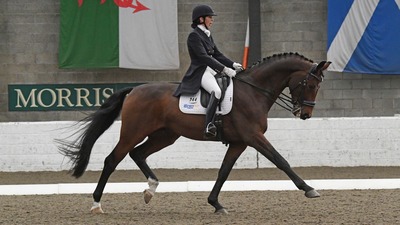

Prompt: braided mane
[{"left": 248, "top": 52, "right": 313, "bottom": 69}]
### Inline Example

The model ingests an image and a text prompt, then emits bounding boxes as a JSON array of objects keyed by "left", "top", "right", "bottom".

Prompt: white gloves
[
  {"left": 233, "top": 62, "right": 243, "bottom": 71},
  {"left": 223, "top": 67, "right": 236, "bottom": 78},
  {"left": 221, "top": 62, "right": 242, "bottom": 78}
]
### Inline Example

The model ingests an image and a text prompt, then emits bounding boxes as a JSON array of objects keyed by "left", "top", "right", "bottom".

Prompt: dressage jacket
[{"left": 173, "top": 27, "right": 234, "bottom": 97}]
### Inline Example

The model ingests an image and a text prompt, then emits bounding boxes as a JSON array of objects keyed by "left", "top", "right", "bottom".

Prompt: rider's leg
[
  {"left": 204, "top": 91, "right": 219, "bottom": 137},
  {"left": 201, "top": 67, "right": 221, "bottom": 137}
]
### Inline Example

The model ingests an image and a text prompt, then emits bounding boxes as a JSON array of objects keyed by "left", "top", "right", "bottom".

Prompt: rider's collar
[{"left": 197, "top": 24, "right": 210, "bottom": 37}]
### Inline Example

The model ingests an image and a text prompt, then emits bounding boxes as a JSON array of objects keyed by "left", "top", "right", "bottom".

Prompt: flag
[
  {"left": 327, "top": 0, "right": 400, "bottom": 74},
  {"left": 59, "top": 0, "right": 179, "bottom": 70}
]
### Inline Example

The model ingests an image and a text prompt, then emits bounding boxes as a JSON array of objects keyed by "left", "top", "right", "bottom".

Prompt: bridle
[
  {"left": 234, "top": 63, "right": 323, "bottom": 114},
  {"left": 288, "top": 63, "right": 323, "bottom": 110}
]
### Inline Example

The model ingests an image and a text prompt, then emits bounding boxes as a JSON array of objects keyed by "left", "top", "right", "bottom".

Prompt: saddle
[
  {"left": 178, "top": 74, "right": 233, "bottom": 145},
  {"left": 200, "top": 73, "right": 230, "bottom": 108}
]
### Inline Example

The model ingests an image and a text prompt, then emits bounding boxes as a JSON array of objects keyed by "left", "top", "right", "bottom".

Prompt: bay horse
[{"left": 58, "top": 52, "right": 331, "bottom": 214}]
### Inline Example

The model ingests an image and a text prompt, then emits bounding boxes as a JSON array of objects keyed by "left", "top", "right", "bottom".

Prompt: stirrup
[{"left": 205, "top": 122, "right": 217, "bottom": 137}]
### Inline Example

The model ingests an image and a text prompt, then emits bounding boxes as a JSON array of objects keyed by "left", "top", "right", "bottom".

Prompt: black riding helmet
[{"left": 191, "top": 5, "right": 217, "bottom": 28}]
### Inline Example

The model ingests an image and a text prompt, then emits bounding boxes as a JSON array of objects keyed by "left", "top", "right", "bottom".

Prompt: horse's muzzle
[
  {"left": 299, "top": 100, "right": 315, "bottom": 120},
  {"left": 300, "top": 112, "right": 311, "bottom": 120}
]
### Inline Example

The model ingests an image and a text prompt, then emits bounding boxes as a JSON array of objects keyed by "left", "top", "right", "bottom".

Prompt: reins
[
  {"left": 233, "top": 63, "right": 322, "bottom": 114},
  {"left": 276, "top": 93, "right": 295, "bottom": 112},
  {"left": 233, "top": 75, "right": 275, "bottom": 100},
  {"left": 233, "top": 75, "right": 295, "bottom": 113}
]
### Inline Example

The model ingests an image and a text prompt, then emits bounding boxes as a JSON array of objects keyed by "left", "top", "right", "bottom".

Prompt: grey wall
[
  {"left": 3, "top": 117, "right": 400, "bottom": 171},
  {"left": 1, "top": 0, "right": 399, "bottom": 122}
]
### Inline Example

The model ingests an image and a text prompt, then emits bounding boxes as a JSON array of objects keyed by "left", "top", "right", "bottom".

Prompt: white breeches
[{"left": 201, "top": 66, "right": 222, "bottom": 99}]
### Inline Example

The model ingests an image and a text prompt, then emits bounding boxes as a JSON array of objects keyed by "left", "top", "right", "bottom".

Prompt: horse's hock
[{"left": 1, "top": 116, "right": 399, "bottom": 172}]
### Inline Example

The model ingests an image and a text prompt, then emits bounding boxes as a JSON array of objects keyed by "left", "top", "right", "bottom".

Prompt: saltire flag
[
  {"left": 59, "top": 0, "right": 179, "bottom": 70},
  {"left": 327, "top": 0, "right": 400, "bottom": 74}
]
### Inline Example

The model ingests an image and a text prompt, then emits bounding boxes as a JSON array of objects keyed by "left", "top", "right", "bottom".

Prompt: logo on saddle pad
[{"left": 179, "top": 81, "right": 233, "bottom": 115}]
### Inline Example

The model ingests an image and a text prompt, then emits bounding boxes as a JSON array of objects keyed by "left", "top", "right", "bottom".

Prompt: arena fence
[{"left": 1, "top": 117, "right": 399, "bottom": 172}]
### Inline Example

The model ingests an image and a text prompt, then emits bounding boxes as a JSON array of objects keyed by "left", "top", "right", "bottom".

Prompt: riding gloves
[
  {"left": 223, "top": 67, "right": 236, "bottom": 78},
  {"left": 233, "top": 62, "right": 243, "bottom": 71}
]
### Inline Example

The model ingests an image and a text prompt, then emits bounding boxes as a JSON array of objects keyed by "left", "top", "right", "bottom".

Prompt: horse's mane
[{"left": 248, "top": 52, "right": 314, "bottom": 69}]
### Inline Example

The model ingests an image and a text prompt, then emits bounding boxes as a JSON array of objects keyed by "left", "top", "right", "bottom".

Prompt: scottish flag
[{"left": 327, "top": 0, "right": 400, "bottom": 74}]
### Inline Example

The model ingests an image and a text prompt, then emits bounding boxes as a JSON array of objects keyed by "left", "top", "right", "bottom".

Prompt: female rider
[{"left": 173, "top": 4, "right": 242, "bottom": 138}]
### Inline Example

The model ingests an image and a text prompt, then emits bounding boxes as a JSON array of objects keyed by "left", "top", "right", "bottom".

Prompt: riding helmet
[{"left": 191, "top": 5, "right": 217, "bottom": 22}]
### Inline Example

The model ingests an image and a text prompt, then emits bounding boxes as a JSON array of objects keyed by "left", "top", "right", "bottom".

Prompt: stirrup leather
[{"left": 204, "top": 91, "right": 219, "bottom": 138}]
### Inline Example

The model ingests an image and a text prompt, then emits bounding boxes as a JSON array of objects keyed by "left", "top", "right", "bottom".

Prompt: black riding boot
[{"left": 205, "top": 92, "right": 219, "bottom": 138}]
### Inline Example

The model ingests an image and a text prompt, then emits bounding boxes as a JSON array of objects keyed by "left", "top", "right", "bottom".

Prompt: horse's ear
[{"left": 316, "top": 61, "right": 332, "bottom": 71}]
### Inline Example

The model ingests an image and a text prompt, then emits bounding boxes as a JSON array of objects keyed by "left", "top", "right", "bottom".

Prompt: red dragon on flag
[{"left": 77, "top": 0, "right": 150, "bottom": 13}]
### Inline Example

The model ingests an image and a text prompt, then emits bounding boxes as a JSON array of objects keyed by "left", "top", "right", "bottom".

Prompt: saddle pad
[{"left": 179, "top": 81, "right": 233, "bottom": 115}]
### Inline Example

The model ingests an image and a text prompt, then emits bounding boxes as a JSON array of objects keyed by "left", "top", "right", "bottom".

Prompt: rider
[{"left": 173, "top": 4, "right": 242, "bottom": 138}]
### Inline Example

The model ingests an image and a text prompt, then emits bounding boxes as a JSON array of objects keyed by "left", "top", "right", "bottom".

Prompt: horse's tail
[{"left": 57, "top": 87, "right": 133, "bottom": 178}]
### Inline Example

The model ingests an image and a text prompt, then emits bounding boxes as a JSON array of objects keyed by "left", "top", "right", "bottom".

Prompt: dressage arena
[
  {"left": 1, "top": 168, "right": 400, "bottom": 224},
  {"left": 1, "top": 117, "right": 400, "bottom": 224}
]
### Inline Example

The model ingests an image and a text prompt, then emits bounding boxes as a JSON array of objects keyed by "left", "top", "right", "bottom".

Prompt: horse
[{"left": 57, "top": 52, "right": 331, "bottom": 214}]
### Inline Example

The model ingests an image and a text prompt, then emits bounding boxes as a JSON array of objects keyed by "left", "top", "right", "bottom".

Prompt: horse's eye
[{"left": 308, "top": 84, "right": 316, "bottom": 89}]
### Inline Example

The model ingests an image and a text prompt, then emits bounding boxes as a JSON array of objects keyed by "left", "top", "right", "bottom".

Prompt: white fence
[{"left": 1, "top": 117, "right": 399, "bottom": 172}]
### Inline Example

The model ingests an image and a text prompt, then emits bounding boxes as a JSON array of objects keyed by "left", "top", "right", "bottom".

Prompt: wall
[
  {"left": 1, "top": 0, "right": 400, "bottom": 122},
  {"left": 1, "top": 117, "right": 399, "bottom": 172}
]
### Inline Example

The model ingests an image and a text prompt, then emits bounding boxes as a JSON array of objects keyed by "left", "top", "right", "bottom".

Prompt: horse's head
[{"left": 289, "top": 61, "right": 331, "bottom": 120}]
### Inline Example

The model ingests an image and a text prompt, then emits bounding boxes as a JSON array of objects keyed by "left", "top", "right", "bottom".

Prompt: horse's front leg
[
  {"left": 208, "top": 143, "right": 246, "bottom": 214},
  {"left": 251, "top": 133, "right": 320, "bottom": 198}
]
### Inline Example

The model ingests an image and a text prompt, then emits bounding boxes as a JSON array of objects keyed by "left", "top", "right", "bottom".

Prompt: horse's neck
[
  {"left": 249, "top": 64, "right": 293, "bottom": 98},
  {"left": 240, "top": 56, "right": 312, "bottom": 112}
]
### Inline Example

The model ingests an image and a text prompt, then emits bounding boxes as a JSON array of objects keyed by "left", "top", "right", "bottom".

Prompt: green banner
[
  {"left": 59, "top": 0, "right": 119, "bottom": 69},
  {"left": 8, "top": 83, "right": 143, "bottom": 111}
]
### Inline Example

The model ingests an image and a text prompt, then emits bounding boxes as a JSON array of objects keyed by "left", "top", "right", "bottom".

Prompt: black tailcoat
[{"left": 173, "top": 27, "right": 234, "bottom": 96}]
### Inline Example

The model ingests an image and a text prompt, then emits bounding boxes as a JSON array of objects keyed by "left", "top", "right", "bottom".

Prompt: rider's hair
[{"left": 191, "top": 17, "right": 203, "bottom": 29}]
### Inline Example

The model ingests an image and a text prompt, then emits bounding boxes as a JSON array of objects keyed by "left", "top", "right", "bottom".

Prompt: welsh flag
[{"left": 59, "top": 0, "right": 179, "bottom": 70}]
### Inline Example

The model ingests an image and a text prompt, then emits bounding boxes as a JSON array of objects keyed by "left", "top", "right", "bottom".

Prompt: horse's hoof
[
  {"left": 90, "top": 202, "right": 104, "bottom": 214},
  {"left": 90, "top": 207, "right": 104, "bottom": 214},
  {"left": 305, "top": 189, "right": 320, "bottom": 198},
  {"left": 215, "top": 208, "right": 229, "bottom": 214},
  {"left": 90, "top": 206, "right": 104, "bottom": 214},
  {"left": 144, "top": 189, "right": 154, "bottom": 204}
]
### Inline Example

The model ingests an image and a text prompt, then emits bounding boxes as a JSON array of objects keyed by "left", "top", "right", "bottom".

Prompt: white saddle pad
[{"left": 178, "top": 81, "right": 233, "bottom": 115}]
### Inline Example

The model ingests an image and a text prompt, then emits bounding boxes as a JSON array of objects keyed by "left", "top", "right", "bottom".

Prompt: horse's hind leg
[
  {"left": 129, "top": 129, "right": 179, "bottom": 204},
  {"left": 91, "top": 137, "right": 144, "bottom": 213}
]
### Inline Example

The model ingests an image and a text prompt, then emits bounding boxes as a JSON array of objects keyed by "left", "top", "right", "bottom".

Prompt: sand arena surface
[{"left": 1, "top": 167, "right": 400, "bottom": 224}]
